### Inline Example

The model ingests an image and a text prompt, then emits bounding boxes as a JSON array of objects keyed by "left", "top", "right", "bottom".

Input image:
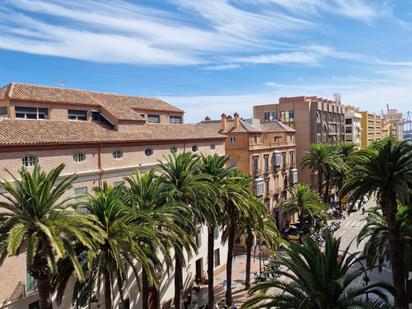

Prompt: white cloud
[
  {"left": 202, "top": 64, "right": 241, "bottom": 70},
  {"left": 232, "top": 52, "right": 319, "bottom": 64}
]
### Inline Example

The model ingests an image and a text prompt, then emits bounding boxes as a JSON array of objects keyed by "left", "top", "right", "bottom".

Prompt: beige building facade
[
  {"left": 253, "top": 96, "right": 344, "bottom": 189},
  {"left": 383, "top": 108, "right": 404, "bottom": 141},
  {"left": 344, "top": 106, "right": 363, "bottom": 148},
  {"left": 199, "top": 113, "right": 297, "bottom": 227},
  {"left": 0, "top": 83, "right": 228, "bottom": 309}
]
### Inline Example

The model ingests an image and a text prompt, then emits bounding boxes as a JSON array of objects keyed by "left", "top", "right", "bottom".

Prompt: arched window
[
  {"left": 73, "top": 152, "right": 86, "bottom": 163},
  {"left": 22, "top": 156, "right": 37, "bottom": 167},
  {"left": 145, "top": 148, "right": 153, "bottom": 156},
  {"left": 192, "top": 145, "right": 198, "bottom": 152}
]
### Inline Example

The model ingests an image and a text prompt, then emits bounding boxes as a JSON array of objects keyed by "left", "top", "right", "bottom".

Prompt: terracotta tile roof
[
  {"left": 198, "top": 119, "right": 262, "bottom": 133},
  {"left": 260, "top": 120, "right": 295, "bottom": 132},
  {"left": 0, "top": 83, "right": 183, "bottom": 121},
  {"left": 0, "top": 120, "right": 225, "bottom": 146}
]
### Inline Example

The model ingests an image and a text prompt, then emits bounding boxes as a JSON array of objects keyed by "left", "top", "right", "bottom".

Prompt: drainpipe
[{"left": 98, "top": 143, "right": 103, "bottom": 188}]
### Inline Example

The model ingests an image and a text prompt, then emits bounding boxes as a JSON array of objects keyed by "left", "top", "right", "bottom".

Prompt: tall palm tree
[
  {"left": 280, "top": 183, "right": 326, "bottom": 229},
  {"left": 336, "top": 142, "right": 357, "bottom": 163},
  {"left": 200, "top": 154, "right": 230, "bottom": 308},
  {"left": 358, "top": 206, "right": 412, "bottom": 274},
  {"left": 242, "top": 235, "right": 394, "bottom": 309},
  {"left": 221, "top": 171, "right": 257, "bottom": 306},
  {"left": 0, "top": 164, "right": 102, "bottom": 309},
  {"left": 301, "top": 144, "right": 340, "bottom": 203},
  {"left": 158, "top": 152, "right": 216, "bottom": 309},
  {"left": 123, "top": 170, "right": 195, "bottom": 309},
  {"left": 81, "top": 184, "right": 156, "bottom": 309},
  {"left": 341, "top": 138, "right": 412, "bottom": 308}
]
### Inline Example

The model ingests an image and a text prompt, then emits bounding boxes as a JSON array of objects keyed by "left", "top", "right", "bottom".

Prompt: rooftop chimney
[
  {"left": 221, "top": 113, "right": 227, "bottom": 131},
  {"left": 234, "top": 112, "right": 239, "bottom": 128}
]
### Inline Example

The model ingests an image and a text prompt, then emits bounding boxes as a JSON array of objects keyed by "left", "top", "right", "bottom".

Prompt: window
[
  {"left": 345, "top": 127, "right": 353, "bottom": 133},
  {"left": 22, "top": 156, "right": 37, "bottom": 167},
  {"left": 265, "top": 179, "right": 269, "bottom": 194},
  {"left": 291, "top": 168, "right": 298, "bottom": 184},
  {"left": 74, "top": 187, "right": 88, "bottom": 196},
  {"left": 145, "top": 148, "right": 153, "bottom": 156},
  {"left": 192, "top": 145, "right": 198, "bottom": 152},
  {"left": 264, "top": 155, "right": 269, "bottom": 173},
  {"left": 274, "top": 136, "right": 281, "bottom": 145},
  {"left": 255, "top": 179, "right": 264, "bottom": 196},
  {"left": 148, "top": 114, "right": 160, "bottom": 123},
  {"left": 316, "top": 111, "right": 321, "bottom": 123},
  {"left": 210, "top": 144, "right": 216, "bottom": 150},
  {"left": 230, "top": 160, "right": 237, "bottom": 169},
  {"left": 113, "top": 150, "right": 123, "bottom": 159},
  {"left": 214, "top": 249, "right": 220, "bottom": 267},
  {"left": 271, "top": 112, "right": 277, "bottom": 120},
  {"left": 230, "top": 136, "right": 237, "bottom": 144},
  {"left": 273, "top": 151, "right": 282, "bottom": 168},
  {"left": 0, "top": 106, "right": 6, "bottom": 118},
  {"left": 288, "top": 111, "right": 294, "bottom": 120},
  {"left": 253, "top": 157, "right": 259, "bottom": 175},
  {"left": 196, "top": 230, "right": 202, "bottom": 248},
  {"left": 170, "top": 146, "right": 177, "bottom": 153},
  {"left": 290, "top": 152, "right": 294, "bottom": 166},
  {"left": 73, "top": 152, "right": 86, "bottom": 163},
  {"left": 213, "top": 226, "right": 219, "bottom": 240},
  {"left": 15, "top": 107, "right": 48, "bottom": 119},
  {"left": 169, "top": 116, "right": 182, "bottom": 124},
  {"left": 264, "top": 112, "right": 270, "bottom": 122},
  {"left": 345, "top": 118, "right": 352, "bottom": 125},
  {"left": 253, "top": 136, "right": 258, "bottom": 144},
  {"left": 68, "top": 110, "right": 87, "bottom": 121}
]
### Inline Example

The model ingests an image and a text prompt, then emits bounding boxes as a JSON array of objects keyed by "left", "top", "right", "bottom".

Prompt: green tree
[
  {"left": 341, "top": 138, "right": 412, "bottom": 308},
  {"left": 242, "top": 235, "right": 394, "bottom": 309},
  {"left": 123, "top": 170, "right": 194, "bottom": 309},
  {"left": 200, "top": 154, "right": 230, "bottom": 308},
  {"left": 301, "top": 144, "right": 341, "bottom": 203},
  {"left": 158, "top": 152, "right": 215, "bottom": 309},
  {"left": 280, "top": 183, "right": 326, "bottom": 229},
  {"left": 80, "top": 184, "right": 156, "bottom": 309},
  {"left": 358, "top": 206, "right": 412, "bottom": 274},
  {"left": 221, "top": 171, "right": 258, "bottom": 306},
  {"left": 0, "top": 164, "right": 102, "bottom": 309}
]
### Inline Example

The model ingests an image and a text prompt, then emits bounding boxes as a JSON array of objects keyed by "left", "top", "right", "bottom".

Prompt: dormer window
[
  {"left": 69, "top": 110, "right": 87, "bottom": 121},
  {"left": 148, "top": 115, "right": 160, "bottom": 123},
  {"left": 15, "top": 107, "right": 48, "bottom": 119},
  {"left": 170, "top": 116, "right": 182, "bottom": 124}
]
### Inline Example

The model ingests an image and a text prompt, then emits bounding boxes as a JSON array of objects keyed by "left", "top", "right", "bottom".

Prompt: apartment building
[
  {"left": 383, "top": 108, "right": 404, "bottom": 141},
  {"left": 198, "top": 113, "right": 297, "bottom": 227},
  {"left": 381, "top": 118, "right": 391, "bottom": 139},
  {"left": 253, "top": 96, "right": 344, "bottom": 188},
  {"left": 360, "top": 111, "right": 383, "bottom": 147},
  {"left": 0, "top": 83, "right": 228, "bottom": 309},
  {"left": 344, "top": 106, "right": 362, "bottom": 148}
]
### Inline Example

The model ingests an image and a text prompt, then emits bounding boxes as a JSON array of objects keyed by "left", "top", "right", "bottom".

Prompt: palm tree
[
  {"left": 242, "top": 235, "right": 394, "bottom": 309},
  {"left": 123, "top": 170, "right": 195, "bottom": 309},
  {"left": 358, "top": 206, "right": 412, "bottom": 274},
  {"left": 200, "top": 154, "right": 230, "bottom": 308},
  {"left": 301, "top": 144, "right": 340, "bottom": 203},
  {"left": 81, "top": 184, "right": 156, "bottom": 309},
  {"left": 221, "top": 171, "right": 258, "bottom": 306},
  {"left": 336, "top": 142, "right": 357, "bottom": 163},
  {"left": 158, "top": 152, "right": 216, "bottom": 309},
  {"left": 280, "top": 183, "right": 326, "bottom": 230},
  {"left": 0, "top": 164, "right": 102, "bottom": 309},
  {"left": 341, "top": 138, "right": 412, "bottom": 308}
]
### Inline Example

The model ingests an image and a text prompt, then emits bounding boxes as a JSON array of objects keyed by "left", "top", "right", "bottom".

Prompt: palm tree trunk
[
  {"left": 225, "top": 224, "right": 235, "bottom": 306},
  {"left": 174, "top": 253, "right": 183, "bottom": 309},
  {"left": 142, "top": 269, "right": 149, "bottom": 309},
  {"left": 37, "top": 277, "right": 53, "bottom": 309},
  {"left": 245, "top": 228, "right": 254, "bottom": 289},
  {"left": 149, "top": 286, "right": 160, "bottom": 309},
  {"left": 384, "top": 196, "right": 407, "bottom": 308},
  {"left": 103, "top": 269, "right": 112, "bottom": 309},
  {"left": 317, "top": 170, "right": 323, "bottom": 196},
  {"left": 207, "top": 225, "right": 215, "bottom": 309}
]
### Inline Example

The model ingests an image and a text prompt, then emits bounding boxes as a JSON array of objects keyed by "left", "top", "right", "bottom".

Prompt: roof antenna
[{"left": 59, "top": 80, "right": 65, "bottom": 88}]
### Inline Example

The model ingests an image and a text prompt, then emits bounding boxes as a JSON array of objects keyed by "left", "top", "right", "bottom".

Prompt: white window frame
[
  {"left": 169, "top": 116, "right": 182, "bottom": 124},
  {"left": 15, "top": 107, "right": 48, "bottom": 120},
  {"left": 148, "top": 114, "right": 160, "bottom": 123},
  {"left": 22, "top": 156, "right": 37, "bottom": 167},
  {"left": 68, "top": 110, "right": 87, "bottom": 121}
]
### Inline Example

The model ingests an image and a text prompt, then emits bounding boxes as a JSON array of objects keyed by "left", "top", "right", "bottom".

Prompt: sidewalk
[{"left": 195, "top": 254, "right": 261, "bottom": 308}]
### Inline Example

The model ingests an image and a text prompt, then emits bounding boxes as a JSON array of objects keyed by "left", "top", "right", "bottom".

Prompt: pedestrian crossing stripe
[{"left": 341, "top": 220, "right": 366, "bottom": 228}]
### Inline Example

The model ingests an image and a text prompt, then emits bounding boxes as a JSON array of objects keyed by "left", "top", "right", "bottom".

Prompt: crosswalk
[{"left": 340, "top": 220, "right": 367, "bottom": 229}]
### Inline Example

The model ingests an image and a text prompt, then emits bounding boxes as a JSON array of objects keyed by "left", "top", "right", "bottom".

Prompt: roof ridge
[{"left": 10, "top": 82, "right": 166, "bottom": 101}]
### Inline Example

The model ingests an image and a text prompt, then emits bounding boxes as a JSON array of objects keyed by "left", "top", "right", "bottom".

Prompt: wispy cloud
[{"left": 232, "top": 52, "right": 319, "bottom": 65}]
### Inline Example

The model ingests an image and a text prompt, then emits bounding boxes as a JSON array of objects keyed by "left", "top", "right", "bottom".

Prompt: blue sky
[{"left": 1, "top": 0, "right": 412, "bottom": 122}]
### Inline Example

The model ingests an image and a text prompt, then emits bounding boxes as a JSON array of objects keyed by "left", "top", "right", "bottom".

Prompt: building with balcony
[
  {"left": 0, "top": 82, "right": 228, "bottom": 309},
  {"left": 344, "top": 106, "right": 363, "bottom": 147},
  {"left": 253, "top": 96, "right": 344, "bottom": 189},
  {"left": 198, "top": 113, "right": 297, "bottom": 227},
  {"left": 383, "top": 108, "right": 404, "bottom": 141},
  {"left": 360, "top": 111, "right": 384, "bottom": 147}
]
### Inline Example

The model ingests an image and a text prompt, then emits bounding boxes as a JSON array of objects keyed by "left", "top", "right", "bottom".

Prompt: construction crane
[{"left": 404, "top": 111, "right": 412, "bottom": 142}]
